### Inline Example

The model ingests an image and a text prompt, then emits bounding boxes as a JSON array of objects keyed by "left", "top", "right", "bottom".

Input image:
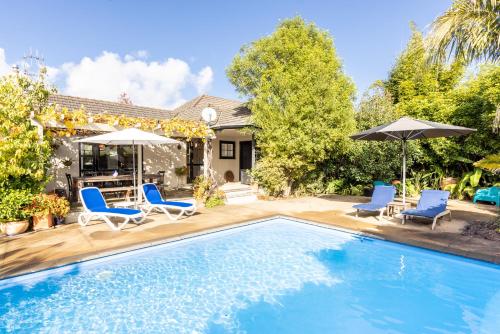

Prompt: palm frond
[
  {"left": 474, "top": 154, "right": 500, "bottom": 173},
  {"left": 426, "top": 0, "right": 499, "bottom": 64}
]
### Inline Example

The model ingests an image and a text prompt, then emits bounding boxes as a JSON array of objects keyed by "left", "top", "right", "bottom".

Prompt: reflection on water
[{"left": 399, "top": 255, "right": 406, "bottom": 277}]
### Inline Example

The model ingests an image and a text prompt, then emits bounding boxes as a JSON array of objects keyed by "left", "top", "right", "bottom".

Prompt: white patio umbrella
[
  {"left": 75, "top": 128, "right": 181, "bottom": 207},
  {"left": 351, "top": 117, "right": 475, "bottom": 204}
]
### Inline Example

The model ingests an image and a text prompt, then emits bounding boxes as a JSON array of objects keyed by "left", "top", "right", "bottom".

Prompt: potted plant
[
  {"left": 174, "top": 166, "right": 188, "bottom": 188},
  {"left": 62, "top": 158, "right": 73, "bottom": 167},
  {"left": 29, "top": 194, "right": 70, "bottom": 230},
  {"left": 0, "top": 190, "right": 32, "bottom": 236},
  {"left": 51, "top": 194, "right": 71, "bottom": 225}
]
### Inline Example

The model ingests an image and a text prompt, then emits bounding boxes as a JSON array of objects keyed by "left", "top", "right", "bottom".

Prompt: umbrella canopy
[
  {"left": 351, "top": 117, "right": 475, "bottom": 141},
  {"left": 75, "top": 127, "right": 179, "bottom": 145},
  {"left": 351, "top": 117, "right": 475, "bottom": 204},
  {"left": 76, "top": 128, "right": 181, "bottom": 207}
]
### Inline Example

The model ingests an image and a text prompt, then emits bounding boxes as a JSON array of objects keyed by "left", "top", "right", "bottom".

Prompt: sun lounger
[
  {"left": 141, "top": 183, "right": 197, "bottom": 220},
  {"left": 78, "top": 187, "right": 145, "bottom": 231},
  {"left": 353, "top": 185, "right": 396, "bottom": 219},
  {"left": 401, "top": 190, "right": 451, "bottom": 230}
]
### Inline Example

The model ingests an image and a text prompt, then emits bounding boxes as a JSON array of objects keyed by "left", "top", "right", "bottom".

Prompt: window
[
  {"left": 80, "top": 144, "right": 95, "bottom": 172},
  {"left": 98, "top": 145, "right": 119, "bottom": 170},
  {"left": 220, "top": 141, "right": 235, "bottom": 159},
  {"left": 79, "top": 143, "right": 141, "bottom": 175}
]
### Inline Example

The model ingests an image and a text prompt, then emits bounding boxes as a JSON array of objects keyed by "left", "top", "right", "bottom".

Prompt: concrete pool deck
[{"left": 0, "top": 195, "right": 498, "bottom": 279}]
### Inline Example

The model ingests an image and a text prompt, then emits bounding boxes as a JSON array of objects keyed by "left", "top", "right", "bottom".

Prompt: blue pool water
[{"left": 1, "top": 218, "right": 499, "bottom": 333}]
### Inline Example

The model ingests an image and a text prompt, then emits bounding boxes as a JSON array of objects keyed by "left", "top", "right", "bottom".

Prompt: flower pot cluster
[{"left": 0, "top": 192, "right": 70, "bottom": 236}]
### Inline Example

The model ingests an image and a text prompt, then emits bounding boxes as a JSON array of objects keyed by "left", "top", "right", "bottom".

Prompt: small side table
[{"left": 387, "top": 202, "right": 411, "bottom": 217}]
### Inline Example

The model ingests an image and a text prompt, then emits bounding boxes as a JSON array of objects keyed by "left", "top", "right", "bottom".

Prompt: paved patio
[{"left": 0, "top": 195, "right": 498, "bottom": 279}]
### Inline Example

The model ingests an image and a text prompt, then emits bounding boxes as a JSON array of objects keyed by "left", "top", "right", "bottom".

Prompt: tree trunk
[
  {"left": 283, "top": 179, "right": 293, "bottom": 197},
  {"left": 204, "top": 138, "right": 218, "bottom": 197}
]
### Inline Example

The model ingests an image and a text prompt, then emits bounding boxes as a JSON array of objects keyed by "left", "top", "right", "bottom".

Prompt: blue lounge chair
[
  {"left": 353, "top": 185, "right": 396, "bottom": 219},
  {"left": 401, "top": 190, "right": 451, "bottom": 230},
  {"left": 142, "top": 183, "right": 197, "bottom": 220},
  {"left": 473, "top": 186, "right": 499, "bottom": 207},
  {"left": 78, "top": 187, "right": 145, "bottom": 231}
]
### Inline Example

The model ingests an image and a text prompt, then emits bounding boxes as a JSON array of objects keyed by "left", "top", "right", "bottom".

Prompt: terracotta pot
[
  {"left": 1, "top": 220, "right": 29, "bottom": 236},
  {"left": 33, "top": 214, "right": 54, "bottom": 230}
]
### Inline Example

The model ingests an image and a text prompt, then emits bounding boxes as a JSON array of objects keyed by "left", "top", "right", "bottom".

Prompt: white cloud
[
  {"left": 0, "top": 48, "right": 214, "bottom": 109},
  {"left": 193, "top": 66, "right": 213, "bottom": 94},
  {"left": 60, "top": 51, "right": 213, "bottom": 109},
  {"left": 0, "top": 48, "right": 12, "bottom": 76}
]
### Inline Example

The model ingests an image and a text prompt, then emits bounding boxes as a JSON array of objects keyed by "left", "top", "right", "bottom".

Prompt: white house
[{"left": 46, "top": 94, "right": 255, "bottom": 201}]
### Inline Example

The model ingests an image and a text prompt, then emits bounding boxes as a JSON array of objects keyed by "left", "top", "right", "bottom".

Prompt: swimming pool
[{"left": 1, "top": 217, "right": 499, "bottom": 333}]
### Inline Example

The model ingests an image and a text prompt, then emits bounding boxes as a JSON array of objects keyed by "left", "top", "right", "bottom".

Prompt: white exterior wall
[
  {"left": 46, "top": 137, "right": 187, "bottom": 192},
  {"left": 46, "top": 129, "right": 251, "bottom": 193},
  {"left": 143, "top": 142, "right": 187, "bottom": 187},
  {"left": 211, "top": 129, "right": 252, "bottom": 184},
  {"left": 46, "top": 138, "right": 80, "bottom": 191}
]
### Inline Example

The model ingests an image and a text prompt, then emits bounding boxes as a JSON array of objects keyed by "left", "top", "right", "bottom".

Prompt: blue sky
[{"left": 0, "top": 0, "right": 451, "bottom": 108}]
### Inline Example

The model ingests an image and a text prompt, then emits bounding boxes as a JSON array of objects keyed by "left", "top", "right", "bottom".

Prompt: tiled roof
[
  {"left": 48, "top": 94, "right": 252, "bottom": 129},
  {"left": 48, "top": 94, "right": 175, "bottom": 120},
  {"left": 173, "top": 95, "right": 252, "bottom": 129}
]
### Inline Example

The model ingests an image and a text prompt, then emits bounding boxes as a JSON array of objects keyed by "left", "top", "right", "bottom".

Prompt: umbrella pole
[
  {"left": 133, "top": 141, "right": 136, "bottom": 208},
  {"left": 402, "top": 139, "right": 406, "bottom": 204}
]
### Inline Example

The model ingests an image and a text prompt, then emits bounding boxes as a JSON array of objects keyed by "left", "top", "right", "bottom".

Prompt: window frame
[
  {"left": 79, "top": 143, "right": 144, "bottom": 175},
  {"left": 219, "top": 140, "right": 236, "bottom": 159}
]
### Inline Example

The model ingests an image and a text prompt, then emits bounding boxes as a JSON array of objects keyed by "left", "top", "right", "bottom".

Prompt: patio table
[{"left": 73, "top": 173, "right": 162, "bottom": 202}]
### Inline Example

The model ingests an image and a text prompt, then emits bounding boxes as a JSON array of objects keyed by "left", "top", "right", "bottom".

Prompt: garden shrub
[
  {"left": 0, "top": 189, "right": 33, "bottom": 222},
  {"left": 193, "top": 176, "right": 225, "bottom": 208}
]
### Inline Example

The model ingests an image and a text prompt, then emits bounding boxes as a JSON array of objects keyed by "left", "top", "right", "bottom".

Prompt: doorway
[
  {"left": 239, "top": 141, "right": 252, "bottom": 184},
  {"left": 187, "top": 139, "right": 204, "bottom": 183}
]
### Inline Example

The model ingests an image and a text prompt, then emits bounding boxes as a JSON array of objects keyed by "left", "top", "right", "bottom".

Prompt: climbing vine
[{"left": 37, "top": 106, "right": 210, "bottom": 140}]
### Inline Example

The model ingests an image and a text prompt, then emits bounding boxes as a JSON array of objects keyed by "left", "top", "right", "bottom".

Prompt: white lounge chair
[
  {"left": 141, "top": 183, "right": 197, "bottom": 220},
  {"left": 78, "top": 187, "right": 146, "bottom": 231}
]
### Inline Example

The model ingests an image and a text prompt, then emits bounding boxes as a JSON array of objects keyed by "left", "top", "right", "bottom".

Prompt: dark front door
[
  {"left": 239, "top": 141, "right": 252, "bottom": 184},
  {"left": 187, "top": 139, "right": 204, "bottom": 183}
]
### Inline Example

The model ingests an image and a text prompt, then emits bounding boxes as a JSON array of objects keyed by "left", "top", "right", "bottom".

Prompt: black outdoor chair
[
  {"left": 157, "top": 170, "right": 166, "bottom": 196},
  {"left": 65, "top": 173, "right": 74, "bottom": 202}
]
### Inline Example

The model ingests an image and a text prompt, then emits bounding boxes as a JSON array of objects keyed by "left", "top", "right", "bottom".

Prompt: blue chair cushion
[
  {"left": 415, "top": 190, "right": 449, "bottom": 211},
  {"left": 401, "top": 208, "right": 445, "bottom": 218},
  {"left": 401, "top": 190, "right": 450, "bottom": 218},
  {"left": 81, "top": 188, "right": 108, "bottom": 211},
  {"left": 143, "top": 183, "right": 163, "bottom": 204},
  {"left": 352, "top": 185, "right": 395, "bottom": 213},
  {"left": 370, "top": 186, "right": 396, "bottom": 206},
  {"left": 155, "top": 200, "right": 193, "bottom": 208},
  {"left": 143, "top": 183, "right": 193, "bottom": 207}
]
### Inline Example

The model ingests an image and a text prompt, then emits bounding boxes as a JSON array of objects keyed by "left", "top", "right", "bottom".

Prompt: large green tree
[
  {"left": 386, "top": 24, "right": 465, "bottom": 106},
  {"left": 385, "top": 26, "right": 468, "bottom": 172},
  {"left": 385, "top": 25, "right": 499, "bottom": 182},
  {"left": 227, "top": 17, "right": 355, "bottom": 196}
]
